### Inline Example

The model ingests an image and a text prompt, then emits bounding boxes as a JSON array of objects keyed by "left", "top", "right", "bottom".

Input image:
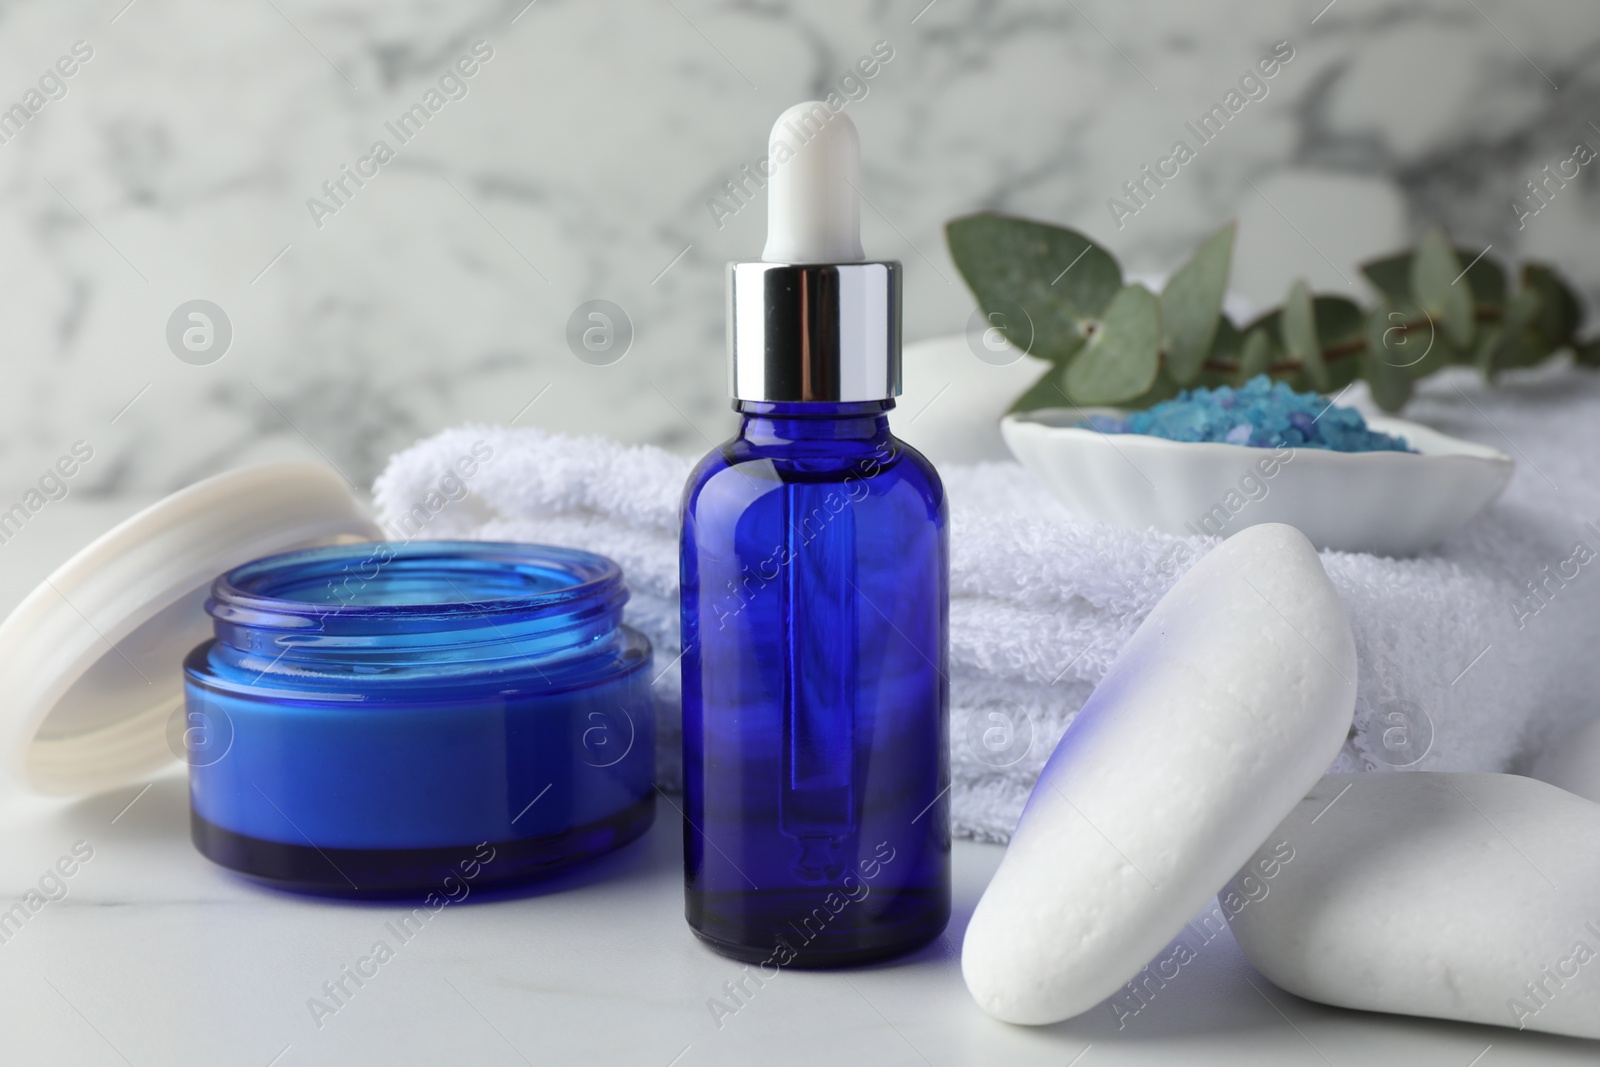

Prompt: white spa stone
[
  {"left": 1226, "top": 772, "right": 1600, "bottom": 1040},
  {"left": 961, "top": 523, "right": 1357, "bottom": 1025}
]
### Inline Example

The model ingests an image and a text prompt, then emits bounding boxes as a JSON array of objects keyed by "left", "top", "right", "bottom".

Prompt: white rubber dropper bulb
[{"left": 761, "top": 102, "right": 866, "bottom": 264}]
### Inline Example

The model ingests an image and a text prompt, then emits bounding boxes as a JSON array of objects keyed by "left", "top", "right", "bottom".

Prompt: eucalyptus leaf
[
  {"left": 1321, "top": 345, "right": 1362, "bottom": 393},
  {"left": 1523, "top": 263, "right": 1583, "bottom": 346},
  {"left": 1361, "top": 252, "right": 1413, "bottom": 303},
  {"left": 1236, "top": 327, "right": 1275, "bottom": 384},
  {"left": 1008, "top": 362, "right": 1072, "bottom": 414},
  {"left": 1362, "top": 305, "right": 1415, "bottom": 411},
  {"left": 1361, "top": 297, "right": 1435, "bottom": 376},
  {"left": 1206, "top": 315, "right": 1243, "bottom": 367},
  {"left": 1063, "top": 284, "right": 1162, "bottom": 404},
  {"left": 1282, "top": 280, "right": 1327, "bottom": 390},
  {"left": 1241, "top": 300, "right": 1353, "bottom": 394},
  {"left": 1364, "top": 242, "right": 1502, "bottom": 317},
  {"left": 1485, "top": 287, "right": 1545, "bottom": 378},
  {"left": 947, "top": 213, "right": 1122, "bottom": 363},
  {"left": 1456, "top": 246, "right": 1506, "bottom": 308},
  {"left": 1192, "top": 317, "right": 1243, "bottom": 391},
  {"left": 1472, "top": 325, "right": 1502, "bottom": 380},
  {"left": 1380, "top": 293, "right": 1460, "bottom": 381},
  {"left": 1312, "top": 296, "right": 1364, "bottom": 387},
  {"left": 1411, "top": 226, "right": 1474, "bottom": 348},
  {"left": 1160, "top": 223, "right": 1235, "bottom": 385},
  {"left": 1405, "top": 332, "right": 1459, "bottom": 380},
  {"left": 1313, "top": 296, "right": 1365, "bottom": 347}
]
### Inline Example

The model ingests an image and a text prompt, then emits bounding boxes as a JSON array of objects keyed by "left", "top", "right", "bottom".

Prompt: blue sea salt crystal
[{"left": 1105, "top": 375, "right": 1412, "bottom": 453}]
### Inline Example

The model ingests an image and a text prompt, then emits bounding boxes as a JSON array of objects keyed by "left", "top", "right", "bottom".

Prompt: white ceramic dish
[{"left": 1000, "top": 408, "right": 1514, "bottom": 556}]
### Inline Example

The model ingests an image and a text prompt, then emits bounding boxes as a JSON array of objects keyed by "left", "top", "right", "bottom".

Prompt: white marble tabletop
[{"left": 0, "top": 503, "right": 1593, "bottom": 1066}]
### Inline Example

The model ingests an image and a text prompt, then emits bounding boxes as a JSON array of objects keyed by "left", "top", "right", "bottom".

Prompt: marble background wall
[{"left": 0, "top": 0, "right": 1596, "bottom": 503}]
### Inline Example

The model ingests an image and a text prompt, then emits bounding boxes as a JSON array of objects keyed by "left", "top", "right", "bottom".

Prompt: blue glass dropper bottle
[{"left": 679, "top": 102, "right": 950, "bottom": 966}]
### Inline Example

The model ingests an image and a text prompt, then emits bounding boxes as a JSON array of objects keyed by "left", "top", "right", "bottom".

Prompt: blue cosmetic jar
[{"left": 181, "top": 539, "right": 656, "bottom": 896}]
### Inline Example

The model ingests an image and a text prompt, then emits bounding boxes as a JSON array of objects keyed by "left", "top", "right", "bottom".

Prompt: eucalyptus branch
[{"left": 946, "top": 213, "right": 1599, "bottom": 413}]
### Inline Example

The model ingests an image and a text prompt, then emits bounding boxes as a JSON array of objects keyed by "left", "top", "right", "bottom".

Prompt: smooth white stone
[
  {"left": 962, "top": 523, "right": 1357, "bottom": 1025},
  {"left": 1530, "top": 714, "right": 1600, "bottom": 805},
  {"left": 1227, "top": 772, "right": 1600, "bottom": 1040}
]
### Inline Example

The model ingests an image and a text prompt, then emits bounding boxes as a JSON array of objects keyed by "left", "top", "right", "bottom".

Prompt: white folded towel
[{"left": 371, "top": 362, "right": 1600, "bottom": 843}]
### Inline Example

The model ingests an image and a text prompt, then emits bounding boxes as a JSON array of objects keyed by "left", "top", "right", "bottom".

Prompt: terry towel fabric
[{"left": 371, "top": 363, "right": 1600, "bottom": 844}]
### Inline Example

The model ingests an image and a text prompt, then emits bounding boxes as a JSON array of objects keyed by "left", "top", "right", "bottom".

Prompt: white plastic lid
[{"left": 0, "top": 463, "right": 382, "bottom": 797}]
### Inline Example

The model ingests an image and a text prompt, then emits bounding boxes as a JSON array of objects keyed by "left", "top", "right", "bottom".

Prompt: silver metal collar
[{"left": 727, "top": 261, "right": 901, "bottom": 403}]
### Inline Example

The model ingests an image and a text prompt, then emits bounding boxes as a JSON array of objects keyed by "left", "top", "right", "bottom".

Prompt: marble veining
[{"left": 0, "top": 0, "right": 1594, "bottom": 501}]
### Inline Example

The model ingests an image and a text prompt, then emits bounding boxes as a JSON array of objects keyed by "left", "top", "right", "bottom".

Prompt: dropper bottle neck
[{"left": 737, "top": 399, "right": 892, "bottom": 441}]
